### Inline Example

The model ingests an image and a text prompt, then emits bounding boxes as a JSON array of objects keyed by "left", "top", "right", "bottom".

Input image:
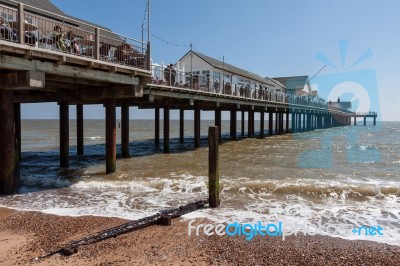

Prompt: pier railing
[
  {"left": 149, "top": 65, "right": 343, "bottom": 110},
  {"left": 0, "top": 2, "right": 147, "bottom": 69}
]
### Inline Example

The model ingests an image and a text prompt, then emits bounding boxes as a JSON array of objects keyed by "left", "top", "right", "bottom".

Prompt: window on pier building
[{"left": 213, "top": 71, "right": 221, "bottom": 82}]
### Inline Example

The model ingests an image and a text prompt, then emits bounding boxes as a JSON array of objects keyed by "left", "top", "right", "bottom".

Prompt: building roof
[
  {"left": 179, "top": 50, "right": 275, "bottom": 86},
  {"left": 269, "top": 78, "right": 286, "bottom": 89},
  {"left": 0, "top": 0, "right": 119, "bottom": 39}
]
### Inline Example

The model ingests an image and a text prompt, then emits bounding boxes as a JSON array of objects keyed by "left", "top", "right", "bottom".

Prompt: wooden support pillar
[
  {"left": 286, "top": 112, "right": 289, "bottom": 133},
  {"left": 364, "top": 116, "right": 366, "bottom": 126},
  {"left": 179, "top": 109, "right": 184, "bottom": 143},
  {"left": 0, "top": 90, "right": 15, "bottom": 194},
  {"left": 105, "top": 98, "right": 116, "bottom": 174},
  {"left": 59, "top": 101, "right": 69, "bottom": 168},
  {"left": 194, "top": 108, "right": 201, "bottom": 148},
  {"left": 241, "top": 111, "right": 245, "bottom": 136},
  {"left": 291, "top": 112, "right": 296, "bottom": 133},
  {"left": 215, "top": 109, "right": 222, "bottom": 143},
  {"left": 280, "top": 112, "right": 284, "bottom": 134},
  {"left": 275, "top": 113, "right": 278, "bottom": 134},
  {"left": 76, "top": 104, "right": 84, "bottom": 156},
  {"left": 121, "top": 104, "right": 130, "bottom": 158},
  {"left": 260, "top": 111, "right": 265, "bottom": 138},
  {"left": 269, "top": 112, "right": 273, "bottom": 136},
  {"left": 208, "top": 126, "right": 220, "bottom": 208},
  {"left": 164, "top": 107, "right": 170, "bottom": 153},
  {"left": 302, "top": 113, "right": 306, "bottom": 131},
  {"left": 155, "top": 107, "right": 160, "bottom": 145},
  {"left": 251, "top": 110, "right": 255, "bottom": 135},
  {"left": 298, "top": 113, "right": 302, "bottom": 132},
  {"left": 230, "top": 109, "right": 237, "bottom": 140},
  {"left": 248, "top": 110, "right": 253, "bottom": 138},
  {"left": 373, "top": 116, "right": 376, "bottom": 126},
  {"left": 14, "top": 103, "right": 21, "bottom": 160}
]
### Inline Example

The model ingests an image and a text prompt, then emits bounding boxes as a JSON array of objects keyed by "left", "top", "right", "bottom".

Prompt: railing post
[
  {"left": 18, "top": 3, "right": 24, "bottom": 45},
  {"left": 146, "top": 42, "right": 151, "bottom": 71},
  {"left": 95, "top": 27, "right": 100, "bottom": 60}
]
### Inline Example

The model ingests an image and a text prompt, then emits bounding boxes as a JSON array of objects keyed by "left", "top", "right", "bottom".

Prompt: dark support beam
[
  {"left": 373, "top": 116, "right": 376, "bottom": 126},
  {"left": 298, "top": 113, "right": 302, "bottom": 132},
  {"left": 364, "top": 117, "right": 366, "bottom": 126},
  {"left": 164, "top": 107, "right": 170, "bottom": 153},
  {"left": 302, "top": 113, "right": 306, "bottom": 131},
  {"left": 155, "top": 107, "right": 160, "bottom": 145},
  {"left": 286, "top": 112, "right": 289, "bottom": 134},
  {"left": 215, "top": 109, "right": 222, "bottom": 143},
  {"left": 354, "top": 116, "right": 356, "bottom": 126},
  {"left": 269, "top": 112, "right": 273, "bottom": 136},
  {"left": 76, "top": 104, "right": 84, "bottom": 155},
  {"left": 179, "top": 109, "right": 184, "bottom": 143},
  {"left": 230, "top": 109, "right": 237, "bottom": 140},
  {"left": 248, "top": 110, "right": 253, "bottom": 138},
  {"left": 260, "top": 111, "right": 265, "bottom": 138},
  {"left": 280, "top": 112, "right": 284, "bottom": 134},
  {"left": 291, "top": 112, "right": 296, "bottom": 133},
  {"left": 275, "top": 113, "right": 278, "bottom": 134},
  {"left": 59, "top": 101, "right": 69, "bottom": 168},
  {"left": 14, "top": 103, "right": 21, "bottom": 160},
  {"left": 0, "top": 90, "right": 15, "bottom": 194},
  {"left": 241, "top": 111, "right": 245, "bottom": 136},
  {"left": 121, "top": 104, "right": 130, "bottom": 158},
  {"left": 105, "top": 98, "right": 116, "bottom": 174},
  {"left": 194, "top": 108, "right": 201, "bottom": 148}
]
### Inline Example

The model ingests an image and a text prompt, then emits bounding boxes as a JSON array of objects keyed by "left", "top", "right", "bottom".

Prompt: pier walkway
[{"left": 0, "top": 1, "right": 372, "bottom": 194}]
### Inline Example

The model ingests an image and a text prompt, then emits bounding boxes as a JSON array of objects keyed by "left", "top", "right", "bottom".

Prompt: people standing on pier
[
  {"left": 170, "top": 64, "right": 176, "bottom": 86},
  {"left": 164, "top": 65, "right": 171, "bottom": 86},
  {"left": 53, "top": 25, "right": 67, "bottom": 52}
]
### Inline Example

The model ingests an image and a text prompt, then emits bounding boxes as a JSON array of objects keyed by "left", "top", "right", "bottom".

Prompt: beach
[{"left": 0, "top": 207, "right": 399, "bottom": 266}]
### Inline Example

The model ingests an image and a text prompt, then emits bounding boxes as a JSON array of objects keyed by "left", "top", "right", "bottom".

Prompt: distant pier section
[{"left": 354, "top": 112, "right": 378, "bottom": 126}]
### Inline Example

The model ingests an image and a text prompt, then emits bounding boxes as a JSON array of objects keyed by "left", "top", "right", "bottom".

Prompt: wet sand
[{"left": 0, "top": 207, "right": 399, "bottom": 266}]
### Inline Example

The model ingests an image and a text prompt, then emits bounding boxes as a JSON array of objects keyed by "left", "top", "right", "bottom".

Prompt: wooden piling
[
  {"left": 215, "top": 108, "right": 222, "bottom": 143},
  {"left": 291, "top": 112, "right": 296, "bottom": 133},
  {"left": 194, "top": 108, "right": 201, "bottom": 148},
  {"left": 59, "top": 101, "right": 69, "bottom": 168},
  {"left": 260, "top": 111, "right": 265, "bottom": 138},
  {"left": 76, "top": 104, "right": 84, "bottom": 155},
  {"left": 121, "top": 104, "right": 130, "bottom": 158},
  {"left": 208, "top": 126, "right": 220, "bottom": 208},
  {"left": 179, "top": 109, "right": 184, "bottom": 143},
  {"left": 0, "top": 90, "right": 15, "bottom": 194},
  {"left": 364, "top": 117, "right": 366, "bottom": 126},
  {"left": 105, "top": 98, "right": 116, "bottom": 174},
  {"left": 373, "top": 116, "right": 376, "bottom": 126},
  {"left": 230, "top": 109, "right": 237, "bottom": 140},
  {"left": 14, "top": 103, "right": 21, "bottom": 160},
  {"left": 286, "top": 112, "right": 289, "bottom": 133},
  {"left": 164, "top": 106, "right": 170, "bottom": 153},
  {"left": 155, "top": 107, "right": 160, "bottom": 145},
  {"left": 241, "top": 111, "right": 245, "bottom": 136},
  {"left": 269, "top": 112, "right": 273, "bottom": 136},
  {"left": 248, "top": 110, "right": 252, "bottom": 138}
]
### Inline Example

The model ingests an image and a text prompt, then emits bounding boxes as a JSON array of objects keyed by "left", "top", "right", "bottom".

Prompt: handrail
[{"left": 0, "top": 2, "right": 148, "bottom": 69}]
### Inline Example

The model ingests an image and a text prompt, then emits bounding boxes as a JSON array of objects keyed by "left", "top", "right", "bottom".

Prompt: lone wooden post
[
  {"left": 241, "top": 111, "right": 245, "bottom": 136},
  {"left": 260, "top": 111, "right": 265, "bottom": 138},
  {"left": 269, "top": 112, "right": 273, "bottom": 136},
  {"left": 208, "top": 126, "right": 220, "bottom": 208},
  {"left": 194, "top": 108, "right": 201, "bottom": 148}
]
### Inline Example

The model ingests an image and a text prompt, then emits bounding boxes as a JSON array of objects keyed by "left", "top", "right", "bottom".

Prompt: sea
[{"left": 0, "top": 119, "right": 399, "bottom": 246}]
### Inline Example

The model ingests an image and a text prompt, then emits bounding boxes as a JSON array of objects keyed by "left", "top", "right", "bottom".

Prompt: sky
[{"left": 22, "top": 0, "right": 400, "bottom": 120}]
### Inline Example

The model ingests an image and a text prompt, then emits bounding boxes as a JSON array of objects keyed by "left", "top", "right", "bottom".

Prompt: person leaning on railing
[
  {"left": 0, "top": 16, "right": 15, "bottom": 41},
  {"left": 53, "top": 25, "right": 67, "bottom": 52}
]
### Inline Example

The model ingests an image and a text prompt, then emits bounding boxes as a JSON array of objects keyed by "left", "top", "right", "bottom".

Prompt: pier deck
[{"left": 0, "top": 1, "right": 372, "bottom": 194}]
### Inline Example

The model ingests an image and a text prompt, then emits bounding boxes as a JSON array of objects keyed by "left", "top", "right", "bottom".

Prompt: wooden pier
[
  {"left": 0, "top": 1, "right": 374, "bottom": 194},
  {"left": 353, "top": 112, "right": 378, "bottom": 126}
]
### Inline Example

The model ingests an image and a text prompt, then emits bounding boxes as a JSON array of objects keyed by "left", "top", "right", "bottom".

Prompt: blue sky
[{"left": 23, "top": 0, "right": 400, "bottom": 120}]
